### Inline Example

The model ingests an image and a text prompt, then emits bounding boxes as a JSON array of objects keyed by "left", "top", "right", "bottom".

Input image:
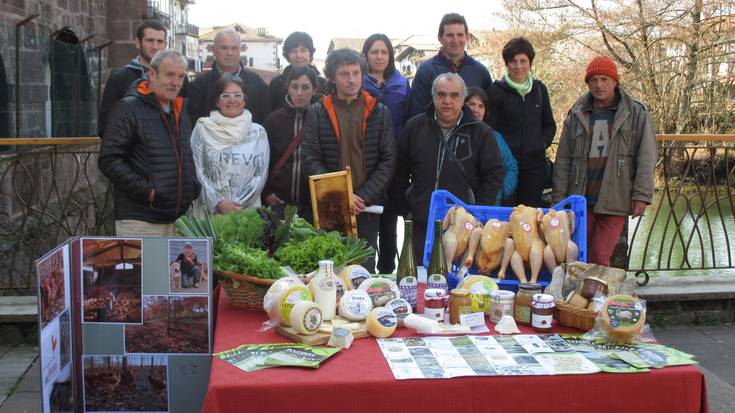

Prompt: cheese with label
[
  {"left": 457, "top": 275, "right": 498, "bottom": 313},
  {"left": 263, "top": 277, "right": 311, "bottom": 326},
  {"left": 366, "top": 307, "right": 398, "bottom": 338},
  {"left": 289, "top": 300, "right": 322, "bottom": 335},
  {"left": 385, "top": 298, "right": 412, "bottom": 326},
  {"left": 339, "top": 289, "right": 373, "bottom": 321},
  {"left": 338, "top": 265, "right": 371, "bottom": 290},
  {"left": 358, "top": 277, "right": 400, "bottom": 307},
  {"left": 318, "top": 321, "right": 360, "bottom": 334},
  {"left": 600, "top": 294, "right": 646, "bottom": 342}
]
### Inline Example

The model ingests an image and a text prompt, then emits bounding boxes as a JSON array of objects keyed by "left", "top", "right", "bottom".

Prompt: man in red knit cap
[{"left": 552, "top": 56, "right": 656, "bottom": 267}]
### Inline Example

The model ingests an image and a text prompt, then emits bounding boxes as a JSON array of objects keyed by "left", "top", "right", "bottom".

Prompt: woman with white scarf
[{"left": 191, "top": 73, "right": 269, "bottom": 216}]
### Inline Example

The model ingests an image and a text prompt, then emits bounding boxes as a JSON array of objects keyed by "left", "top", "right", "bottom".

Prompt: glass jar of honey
[
  {"left": 448, "top": 289, "right": 472, "bottom": 325},
  {"left": 514, "top": 283, "right": 541, "bottom": 326}
]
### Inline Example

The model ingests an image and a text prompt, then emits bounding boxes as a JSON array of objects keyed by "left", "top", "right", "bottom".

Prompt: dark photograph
[
  {"left": 83, "top": 355, "right": 168, "bottom": 412},
  {"left": 37, "top": 247, "right": 67, "bottom": 329}
]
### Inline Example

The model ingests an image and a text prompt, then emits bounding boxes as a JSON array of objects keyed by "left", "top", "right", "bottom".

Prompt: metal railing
[
  {"left": 176, "top": 23, "right": 198, "bottom": 38},
  {"left": 146, "top": 1, "right": 171, "bottom": 27},
  {"left": 628, "top": 134, "right": 735, "bottom": 285},
  {"left": 0, "top": 138, "right": 112, "bottom": 296}
]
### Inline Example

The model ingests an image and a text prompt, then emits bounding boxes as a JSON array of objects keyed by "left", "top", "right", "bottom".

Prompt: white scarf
[{"left": 195, "top": 109, "right": 253, "bottom": 152}]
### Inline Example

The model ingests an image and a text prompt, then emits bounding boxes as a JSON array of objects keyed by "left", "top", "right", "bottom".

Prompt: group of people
[{"left": 98, "top": 12, "right": 656, "bottom": 272}]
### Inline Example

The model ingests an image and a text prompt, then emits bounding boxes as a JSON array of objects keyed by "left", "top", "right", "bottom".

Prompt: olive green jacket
[{"left": 552, "top": 86, "right": 657, "bottom": 216}]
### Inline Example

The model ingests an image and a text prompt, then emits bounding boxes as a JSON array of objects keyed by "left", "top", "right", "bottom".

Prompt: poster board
[
  {"left": 37, "top": 237, "right": 213, "bottom": 413},
  {"left": 309, "top": 168, "right": 358, "bottom": 237}
]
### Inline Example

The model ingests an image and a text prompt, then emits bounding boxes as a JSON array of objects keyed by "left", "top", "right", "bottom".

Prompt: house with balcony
[{"left": 198, "top": 23, "right": 282, "bottom": 72}]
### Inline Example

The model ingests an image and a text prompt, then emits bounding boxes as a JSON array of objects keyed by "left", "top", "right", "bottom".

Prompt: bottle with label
[
  {"left": 531, "top": 294, "right": 555, "bottom": 332},
  {"left": 427, "top": 220, "right": 449, "bottom": 294},
  {"left": 396, "top": 220, "right": 418, "bottom": 312},
  {"left": 314, "top": 260, "right": 337, "bottom": 321}
]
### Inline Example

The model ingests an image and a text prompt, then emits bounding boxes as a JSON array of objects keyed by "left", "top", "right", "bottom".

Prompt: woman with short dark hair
[
  {"left": 361, "top": 33, "right": 410, "bottom": 274},
  {"left": 191, "top": 73, "right": 269, "bottom": 216},
  {"left": 262, "top": 66, "right": 320, "bottom": 220},
  {"left": 269, "top": 31, "right": 326, "bottom": 112},
  {"left": 486, "top": 37, "right": 556, "bottom": 207}
]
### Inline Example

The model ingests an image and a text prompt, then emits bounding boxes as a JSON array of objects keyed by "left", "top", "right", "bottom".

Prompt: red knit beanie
[{"left": 585, "top": 56, "right": 620, "bottom": 83}]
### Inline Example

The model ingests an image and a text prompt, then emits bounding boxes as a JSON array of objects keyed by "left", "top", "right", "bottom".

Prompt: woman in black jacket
[
  {"left": 262, "top": 66, "right": 319, "bottom": 220},
  {"left": 485, "top": 37, "right": 556, "bottom": 207}
]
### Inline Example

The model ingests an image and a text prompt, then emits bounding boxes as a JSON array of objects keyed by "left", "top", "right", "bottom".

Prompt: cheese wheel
[
  {"left": 385, "top": 298, "right": 412, "bottom": 326},
  {"left": 458, "top": 275, "right": 498, "bottom": 313},
  {"left": 289, "top": 300, "right": 323, "bottom": 335},
  {"left": 366, "top": 307, "right": 397, "bottom": 338},
  {"left": 600, "top": 294, "right": 646, "bottom": 342},
  {"left": 338, "top": 265, "right": 371, "bottom": 290},
  {"left": 339, "top": 289, "right": 373, "bottom": 321},
  {"left": 358, "top": 277, "right": 400, "bottom": 307},
  {"left": 263, "top": 277, "right": 311, "bottom": 326}
]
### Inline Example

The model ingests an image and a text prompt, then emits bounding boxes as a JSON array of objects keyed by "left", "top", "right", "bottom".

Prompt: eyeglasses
[{"left": 220, "top": 93, "right": 244, "bottom": 100}]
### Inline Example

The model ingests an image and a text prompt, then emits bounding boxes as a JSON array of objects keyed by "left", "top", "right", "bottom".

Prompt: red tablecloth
[{"left": 203, "top": 289, "right": 708, "bottom": 413}]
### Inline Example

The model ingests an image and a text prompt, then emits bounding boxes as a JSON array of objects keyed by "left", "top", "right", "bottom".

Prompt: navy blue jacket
[
  {"left": 409, "top": 53, "right": 492, "bottom": 117},
  {"left": 362, "top": 71, "right": 410, "bottom": 141}
]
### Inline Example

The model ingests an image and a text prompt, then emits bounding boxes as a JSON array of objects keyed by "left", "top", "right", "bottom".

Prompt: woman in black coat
[{"left": 485, "top": 37, "right": 556, "bottom": 207}]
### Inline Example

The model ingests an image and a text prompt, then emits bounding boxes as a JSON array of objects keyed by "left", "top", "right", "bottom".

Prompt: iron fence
[
  {"left": 0, "top": 138, "right": 112, "bottom": 295},
  {"left": 628, "top": 135, "right": 735, "bottom": 285}
]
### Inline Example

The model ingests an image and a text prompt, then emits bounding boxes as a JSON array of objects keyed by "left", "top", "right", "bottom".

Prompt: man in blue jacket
[{"left": 408, "top": 13, "right": 493, "bottom": 117}]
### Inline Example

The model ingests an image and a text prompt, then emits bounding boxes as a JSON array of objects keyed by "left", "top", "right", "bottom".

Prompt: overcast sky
[{"left": 188, "top": 1, "right": 506, "bottom": 58}]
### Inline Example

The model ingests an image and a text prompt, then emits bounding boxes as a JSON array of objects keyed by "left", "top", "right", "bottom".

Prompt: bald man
[{"left": 188, "top": 28, "right": 271, "bottom": 123}]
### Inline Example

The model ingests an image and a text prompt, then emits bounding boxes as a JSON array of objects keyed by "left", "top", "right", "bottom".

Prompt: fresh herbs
[{"left": 175, "top": 207, "right": 375, "bottom": 278}]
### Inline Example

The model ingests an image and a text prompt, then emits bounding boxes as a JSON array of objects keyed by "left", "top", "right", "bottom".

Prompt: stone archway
[{"left": 49, "top": 27, "right": 94, "bottom": 137}]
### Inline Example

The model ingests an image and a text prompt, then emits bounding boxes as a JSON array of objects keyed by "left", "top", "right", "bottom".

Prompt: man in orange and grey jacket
[{"left": 301, "top": 48, "right": 396, "bottom": 273}]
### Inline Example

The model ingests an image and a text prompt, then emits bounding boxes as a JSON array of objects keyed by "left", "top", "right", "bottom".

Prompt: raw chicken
[
  {"left": 474, "top": 219, "right": 513, "bottom": 278},
  {"left": 442, "top": 206, "right": 481, "bottom": 270},
  {"left": 508, "top": 205, "right": 545, "bottom": 283},
  {"left": 540, "top": 209, "right": 579, "bottom": 272}
]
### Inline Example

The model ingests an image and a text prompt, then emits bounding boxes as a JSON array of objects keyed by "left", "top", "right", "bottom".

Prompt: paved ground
[{"left": 1, "top": 324, "right": 733, "bottom": 412}]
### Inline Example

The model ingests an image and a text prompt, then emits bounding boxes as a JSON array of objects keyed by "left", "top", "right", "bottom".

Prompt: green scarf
[{"left": 504, "top": 73, "right": 534, "bottom": 97}]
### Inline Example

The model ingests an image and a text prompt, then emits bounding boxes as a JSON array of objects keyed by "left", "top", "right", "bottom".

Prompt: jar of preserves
[
  {"left": 448, "top": 289, "right": 472, "bottom": 325},
  {"left": 531, "top": 294, "right": 555, "bottom": 332},
  {"left": 580, "top": 276, "right": 609, "bottom": 300},
  {"left": 424, "top": 288, "right": 447, "bottom": 321},
  {"left": 489, "top": 290, "right": 515, "bottom": 323},
  {"left": 514, "top": 283, "right": 541, "bottom": 326}
]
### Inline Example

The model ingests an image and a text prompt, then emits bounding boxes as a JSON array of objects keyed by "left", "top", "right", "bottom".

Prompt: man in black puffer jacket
[
  {"left": 395, "top": 73, "right": 504, "bottom": 264},
  {"left": 302, "top": 49, "right": 396, "bottom": 273},
  {"left": 99, "top": 50, "right": 201, "bottom": 236}
]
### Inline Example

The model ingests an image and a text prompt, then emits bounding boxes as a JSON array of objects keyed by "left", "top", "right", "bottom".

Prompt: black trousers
[
  {"left": 504, "top": 165, "right": 547, "bottom": 208},
  {"left": 377, "top": 210, "right": 398, "bottom": 273},
  {"left": 357, "top": 213, "right": 379, "bottom": 273}
]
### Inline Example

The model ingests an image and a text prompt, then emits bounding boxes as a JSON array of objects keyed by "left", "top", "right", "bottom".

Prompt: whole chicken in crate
[
  {"left": 474, "top": 219, "right": 513, "bottom": 278},
  {"left": 540, "top": 209, "right": 579, "bottom": 272},
  {"left": 508, "top": 205, "right": 545, "bottom": 284},
  {"left": 442, "top": 206, "right": 482, "bottom": 273}
]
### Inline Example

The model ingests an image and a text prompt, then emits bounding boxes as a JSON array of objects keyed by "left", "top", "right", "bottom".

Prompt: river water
[{"left": 627, "top": 192, "right": 735, "bottom": 277}]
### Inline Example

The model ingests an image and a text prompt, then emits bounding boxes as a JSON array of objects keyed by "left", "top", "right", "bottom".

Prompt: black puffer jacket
[
  {"left": 485, "top": 79, "right": 556, "bottom": 170},
  {"left": 301, "top": 91, "right": 396, "bottom": 205},
  {"left": 394, "top": 105, "right": 505, "bottom": 224},
  {"left": 99, "top": 80, "right": 201, "bottom": 223}
]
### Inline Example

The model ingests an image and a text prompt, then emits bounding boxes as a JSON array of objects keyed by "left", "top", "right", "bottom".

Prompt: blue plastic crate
[{"left": 422, "top": 190, "right": 587, "bottom": 292}]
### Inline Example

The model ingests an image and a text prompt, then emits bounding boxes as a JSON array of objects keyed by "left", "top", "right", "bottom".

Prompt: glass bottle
[
  {"left": 396, "top": 220, "right": 418, "bottom": 312},
  {"left": 427, "top": 220, "right": 448, "bottom": 294},
  {"left": 314, "top": 260, "right": 337, "bottom": 321}
]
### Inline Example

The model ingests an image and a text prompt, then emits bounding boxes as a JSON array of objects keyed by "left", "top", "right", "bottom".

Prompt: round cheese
[
  {"left": 263, "top": 277, "right": 311, "bottom": 326},
  {"left": 385, "top": 298, "right": 412, "bottom": 326},
  {"left": 289, "top": 300, "right": 323, "bottom": 335},
  {"left": 338, "top": 265, "right": 371, "bottom": 290},
  {"left": 600, "top": 294, "right": 646, "bottom": 342},
  {"left": 358, "top": 277, "right": 400, "bottom": 307},
  {"left": 458, "top": 275, "right": 498, "bottom": 313},
  {"left": 366, "top": 307, "right": 398, "bottom": 338},
  {"left": 339, "top": 289, "right": 373, "bottom": 321}
]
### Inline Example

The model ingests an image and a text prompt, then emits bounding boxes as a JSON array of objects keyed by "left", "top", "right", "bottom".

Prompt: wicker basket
[
  {"left": 554, "top": 301, "right": 597, "bottom": 331},
  {"left": 215, "top": 269, "right": 276, "bottom": 311}
]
